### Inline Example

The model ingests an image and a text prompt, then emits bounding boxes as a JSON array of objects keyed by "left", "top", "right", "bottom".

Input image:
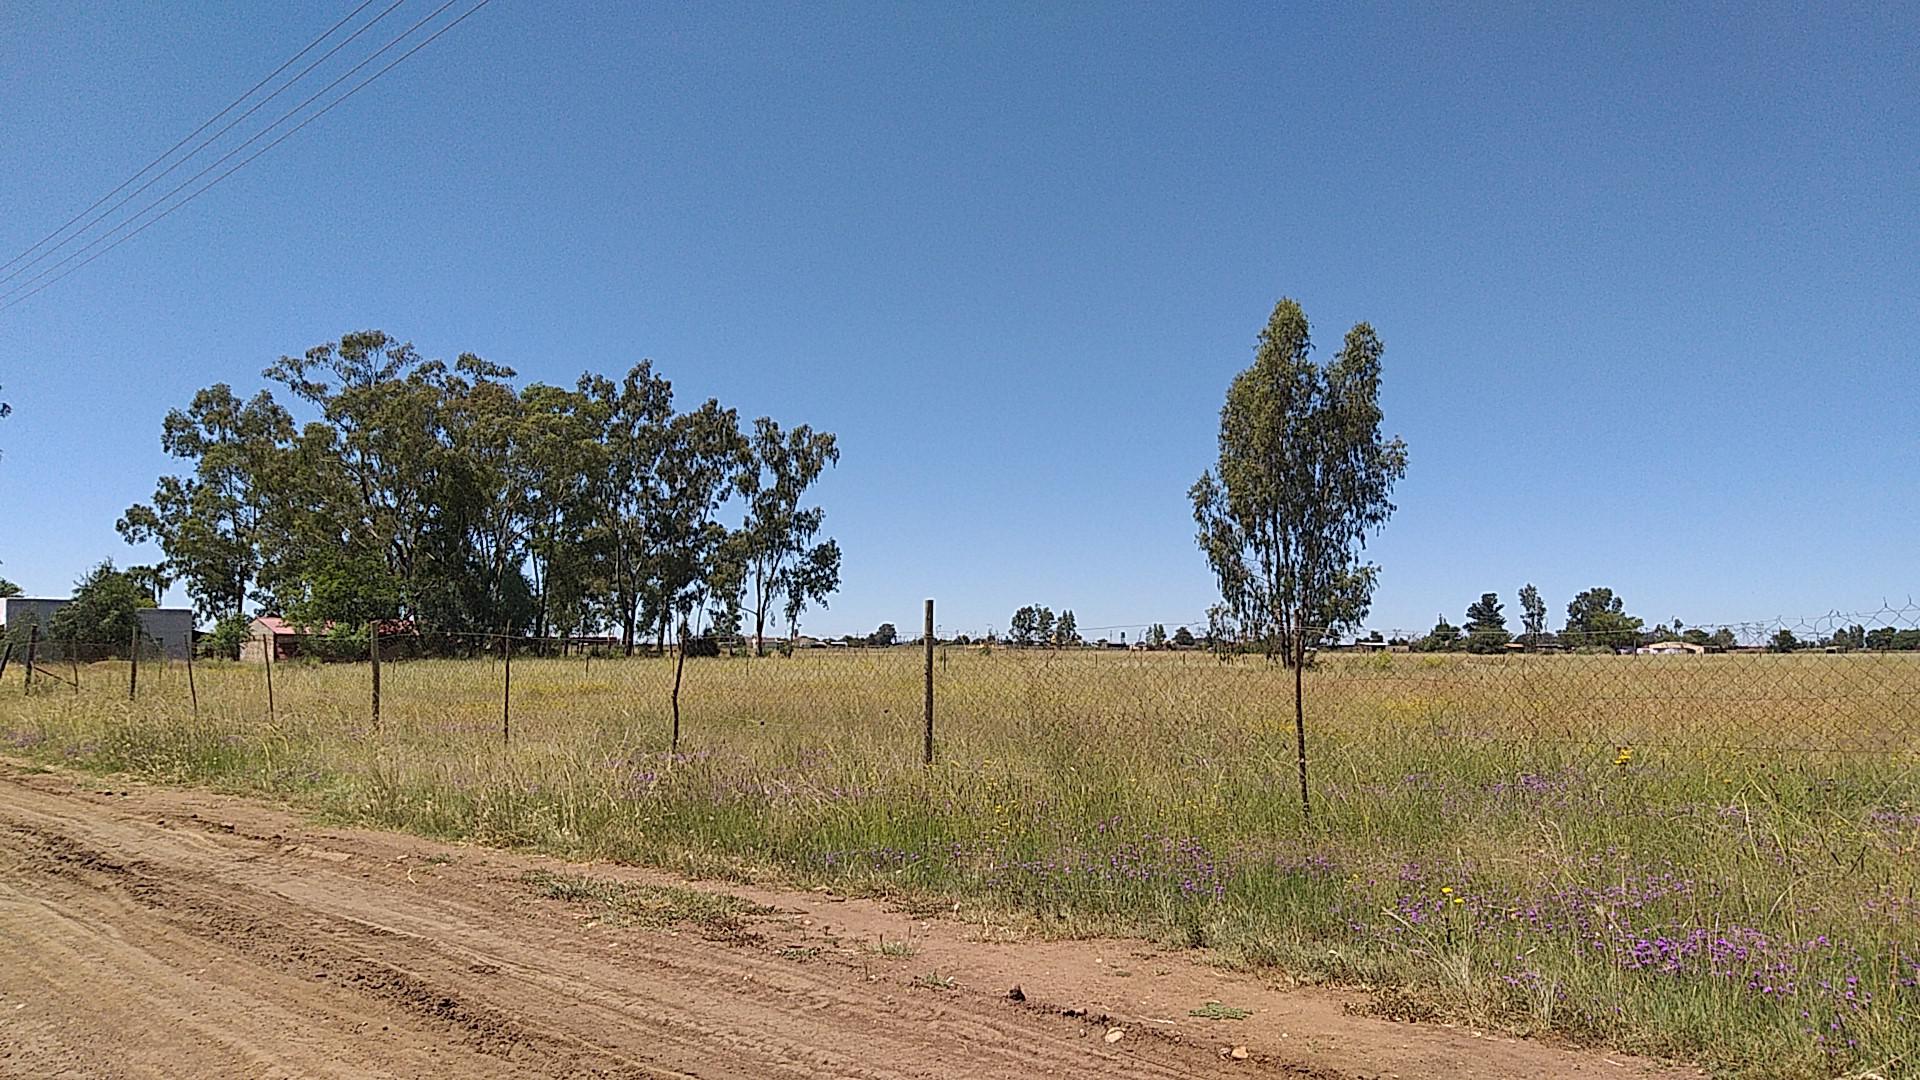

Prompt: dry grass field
[{"left": 3, "top": 647, "right": 1917, "bottom": 1077}]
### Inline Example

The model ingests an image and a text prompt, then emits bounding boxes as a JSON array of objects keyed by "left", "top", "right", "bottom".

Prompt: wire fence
[{"left": 2, "top": 604, "right": 1917, "bottom": 763}]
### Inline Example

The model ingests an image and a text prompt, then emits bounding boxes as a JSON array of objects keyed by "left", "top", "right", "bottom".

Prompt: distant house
[
  {"left": 241, "top": 616, "right": 308, "bottom": 663},
  {"left": 0, "top": 596, "right": 193, "bottom": 660},
  {"left": 238, "top": 616, "right": 419, "bottom": 662},
  {"left": 1639, "top": 640, "right": 1706, "bottom": 656}
]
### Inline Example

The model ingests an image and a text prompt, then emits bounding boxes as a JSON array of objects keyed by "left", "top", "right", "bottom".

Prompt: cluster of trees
[
  {"left": 116, "top": 332, "right": 842, "bottom": 655},
  {"left": 1770, "top": 625, "right": 1920, "bottom": 653},
  {"left": 1007, "top": 605, "right": 1079, "bottom": 646},
  {"left": 1131, "top": 623, "right": 1197, "bottom": 650},
  {"left": 1417, "top": 587, "right": 1594, "bottom": 652},
  {"left": 1419, "top": 586, "right": 1672, "bottom": 653}
]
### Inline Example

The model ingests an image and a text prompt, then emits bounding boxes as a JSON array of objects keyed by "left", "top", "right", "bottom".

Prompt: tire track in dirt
[{"left": 0, "top": 764, "right": 1697, "bottom": 1079}]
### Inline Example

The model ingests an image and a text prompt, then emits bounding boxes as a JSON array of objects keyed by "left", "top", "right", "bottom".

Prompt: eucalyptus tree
[
  {"left": 579, "top": 362, "right": 674, "bottom": 654},
  {"left": 1518, "top": 583, "right": 1547, "bottom": 645},
  {"left": 516, "top": 382, "right": 606, "bottom": 644},
  {"left": 1190, "top": 298, "right": 1408, "bottom": 816},
  {"left": 652, "top": 400, "right": 749, "bottom": 638},
  {"left": 778, "top": 535, "right": 840, "bottom": 647},
  {"left": 434, "top": 353, "right": 535, "bottom": 635},
  {"left": 117, "top": 384, "right": 293, "bottom": 620},
  {"left": 650, "top": 399, "right": 749, "bottom": 747},
  {"left": 260, "top": 332, "right": 464, "bottom": 630},
  {"left": 735, "top": 418, "right": 840, "bottom": 654}
]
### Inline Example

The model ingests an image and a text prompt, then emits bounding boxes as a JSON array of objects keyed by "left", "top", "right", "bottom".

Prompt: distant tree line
[
  {"left": 1408, "top": 585, "right": 1919, "bottom": 654},
  {"left": 114, "top": 332, "right": 841, "bottom": 656}
]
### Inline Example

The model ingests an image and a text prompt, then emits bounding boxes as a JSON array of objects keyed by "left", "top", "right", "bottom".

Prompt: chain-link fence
[{"left": 2, "top": 604, "right": 1916, "bottom": 761}]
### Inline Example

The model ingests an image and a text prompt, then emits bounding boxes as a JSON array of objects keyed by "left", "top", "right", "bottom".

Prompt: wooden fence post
[
  {"left": 923, "top": 598, "right": 935, "bottom": 766},
  {"left": 262, "top": 633, "right": 276, "bottom": 723},
  {"left": 501, "top": 630, "right": 512, "bottom": 745},
  {"left": 185, "top": 633, "right": 198, "bottom": 716},
  {"left": 670, "top": 622, "right": 687, "bottom": 754},
  {"left": 25, "top": 625, "right": 38, "bottom": 693},
  {"left": 0, "top": 642, "right": 11, "bottom": 686},
  {"left": 370, "top": 621, "right": 382, "bottom": 731}
]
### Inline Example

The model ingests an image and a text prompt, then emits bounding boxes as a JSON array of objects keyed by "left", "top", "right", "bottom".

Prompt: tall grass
[{"left": 3, "top": 648, "right": 1916, "bottom": 1077}]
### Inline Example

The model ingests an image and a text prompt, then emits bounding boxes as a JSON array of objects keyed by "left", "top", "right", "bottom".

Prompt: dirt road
[{"left": 0, "top": 763, "right": 1692, "bottom": 1079}]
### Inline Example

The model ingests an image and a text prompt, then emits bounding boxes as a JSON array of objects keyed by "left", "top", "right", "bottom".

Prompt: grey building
[{"left": 0, "top": 597, "right": 195, "bottom": 661}]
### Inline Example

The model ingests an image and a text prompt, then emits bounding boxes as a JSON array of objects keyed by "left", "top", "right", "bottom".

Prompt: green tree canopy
[
  {"left": 735, "top": 418, "right": 840, "bottom": 654},
  {"left": 1008, "top": 604, "right": 1059, "bottom": 646},
  {"left": 1517, "top": 583, "right": 1547, "bottom": 644},
  {"left": 1563, "top": 587, "right": 1644, "bottom": 651},
  {"left": 118, "top": 384, "right": 292, "bottom": 620},
  {"left": 1464, "top": 592, "right": 1511, "bottom": 653},
  {"left": 1191, "top": 299, "right": 1407, "bottom": 663},
  {"left": 122, "top": 335, "right": 843, "bottom": 661},
  {"left": 1418, "top": 616, "right": 1463, "bottom": 652},
  {"left": 49, "top": 560, "right": 156, "bottom": 654}
]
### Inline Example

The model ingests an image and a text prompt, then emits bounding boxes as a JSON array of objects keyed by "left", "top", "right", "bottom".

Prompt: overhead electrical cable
[
  {"left": 1, "top": 0, "right": 492, "bottom": 312},
  {"left": 0, "top": 0, "right": 406, "bottom": 289}
]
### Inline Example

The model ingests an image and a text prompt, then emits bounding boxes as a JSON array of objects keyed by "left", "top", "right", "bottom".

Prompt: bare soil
[{"left": 0, "top": 762, "right": 1698, "bottom": 1078}]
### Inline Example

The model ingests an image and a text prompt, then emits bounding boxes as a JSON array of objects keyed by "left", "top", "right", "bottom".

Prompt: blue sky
[{"left": 1, "top": 2, "right": 1914, "bottom": 639}]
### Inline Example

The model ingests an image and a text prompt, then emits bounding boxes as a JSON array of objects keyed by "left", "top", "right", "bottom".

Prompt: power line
[
  {"left": 0, "top": 0, "right": 492, "bottom": 313},
  {"left": 0, "top": 0, "right": 417, "bottom": 296},
  {"left": 0, "top": 0, "right": 391, "bottom": 285}
]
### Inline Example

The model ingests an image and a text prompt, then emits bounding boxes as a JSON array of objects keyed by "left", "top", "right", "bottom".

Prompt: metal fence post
[
  {"left": 501, "top": 630, "right": 512, "bottom": 746},
  {"left": 25, "top": 625, "right": 38, "bottom": 693},
  {"left": 128, "top": 623, "right": 140, "bottom": 700},
  {"left": 0, "top": 642, "right": 11, "bottom": 686},
  {"left": 923, "top": 598, "right": 935, "bottom": 766}
]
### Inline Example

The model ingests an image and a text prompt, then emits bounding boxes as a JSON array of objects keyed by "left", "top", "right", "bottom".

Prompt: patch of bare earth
[{"left": 0, "top": 762, "right": 1698, "bottom": 1078}]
